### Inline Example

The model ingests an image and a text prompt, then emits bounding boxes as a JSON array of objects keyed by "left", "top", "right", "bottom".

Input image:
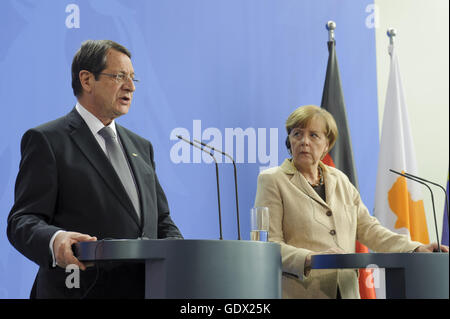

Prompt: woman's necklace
[{"left": 308, "top": 166, "right": 324, "bottom": 187}]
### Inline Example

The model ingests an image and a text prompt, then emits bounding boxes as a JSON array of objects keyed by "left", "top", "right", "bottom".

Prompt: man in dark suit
[{"left": 7, "top": 40, "right": 183, "bottom": 298}]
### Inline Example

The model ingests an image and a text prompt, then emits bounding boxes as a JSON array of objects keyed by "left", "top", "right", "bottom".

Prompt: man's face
[{"left": 91, "top": 49, "right": 135, "bottom": 122}]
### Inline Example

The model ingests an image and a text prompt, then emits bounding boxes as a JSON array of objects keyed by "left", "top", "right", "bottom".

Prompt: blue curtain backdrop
[{"left": 0, "top": 0, "right": 379, "bottom": 298}]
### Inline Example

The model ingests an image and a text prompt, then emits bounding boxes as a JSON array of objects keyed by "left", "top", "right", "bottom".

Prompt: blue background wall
[{"left": 0, "top": 0, "right": 379, "bottom": 298}]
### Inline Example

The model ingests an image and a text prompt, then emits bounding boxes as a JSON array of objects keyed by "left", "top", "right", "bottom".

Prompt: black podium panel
[
  {"left": 311, "top": 252, "right": 449, "bottom": 299},
  {"left": 75, "top": 239, "right": 282, "bottom": 299}
]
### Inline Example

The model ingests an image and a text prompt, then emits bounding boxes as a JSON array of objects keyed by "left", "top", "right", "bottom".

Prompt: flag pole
[
  {"left": 322, "top": 19, "right": 376, "bottom": 299},
  {"left": 326, "top": 21, "right": 336, "bottom": 42}
]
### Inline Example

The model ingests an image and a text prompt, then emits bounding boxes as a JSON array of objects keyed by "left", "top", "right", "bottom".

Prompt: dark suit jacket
[{"left": 7, "top": 108, "right": 183, "bottom": 298}]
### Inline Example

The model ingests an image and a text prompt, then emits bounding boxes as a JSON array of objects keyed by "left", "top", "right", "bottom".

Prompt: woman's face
[{"left": 289, "top": 116, "right": 330, "bottom": 172}]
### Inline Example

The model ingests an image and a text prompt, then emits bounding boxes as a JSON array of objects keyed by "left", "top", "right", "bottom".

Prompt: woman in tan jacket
[{"left": 254, "top": 105, "right": 447, "bottom": 299}]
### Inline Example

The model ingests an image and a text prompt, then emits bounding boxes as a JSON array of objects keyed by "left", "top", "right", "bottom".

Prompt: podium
[
  {"left": 311, "top": 253, "right": 449, "bottom": 299},
  {"left": 74, "top": 239, "right": 282, "bottom": 299}
]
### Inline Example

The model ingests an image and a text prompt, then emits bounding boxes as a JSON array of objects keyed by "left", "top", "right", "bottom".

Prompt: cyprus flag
[{"left": 374, "top": 43, "right": 429, "bottom": 245}]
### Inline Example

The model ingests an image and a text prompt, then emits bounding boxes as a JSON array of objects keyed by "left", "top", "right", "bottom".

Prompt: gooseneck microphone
[
  {"left": 402, "top": 171, "right": 449, "bottom": 232},
  {"left": 389, "top": 169, "right": 441, "bottom": 252},
  {"left": 177, "top": 135, "right": 223, "bottom": 240},
  {"left": 193, "top": 138, "right": 241, "bottom": 240}
]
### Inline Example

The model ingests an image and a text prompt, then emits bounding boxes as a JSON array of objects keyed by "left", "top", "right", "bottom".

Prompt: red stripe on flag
[
  {"left": 356, "top": 241, "right": 377, "bottom": 299},
  {"left": 321, "top": 153, "right": 335, "bottom": 167}
]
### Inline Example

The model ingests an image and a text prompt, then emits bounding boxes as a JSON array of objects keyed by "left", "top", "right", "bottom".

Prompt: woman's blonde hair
[{"left": 285, "top": 105, "right": 338, "bottom": 152}]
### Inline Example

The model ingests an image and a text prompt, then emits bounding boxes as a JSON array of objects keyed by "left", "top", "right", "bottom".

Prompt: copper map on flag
[{"left": 388, "top": 174, "right": 429, "bottom": 243}]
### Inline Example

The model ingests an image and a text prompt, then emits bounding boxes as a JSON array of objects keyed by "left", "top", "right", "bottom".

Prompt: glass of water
[{"left": 250, "top": 207, "right": 269, "bottom": 241}]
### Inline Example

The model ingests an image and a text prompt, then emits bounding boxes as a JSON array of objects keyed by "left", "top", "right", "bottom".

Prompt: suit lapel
[
  {"left": 281, "top": 159, "right": 329, "bottom": 208},
  {"left": 322, "top": 163, "right": 337, "bottom": 208},
  {"left": 66, "top": 109, "right": 141, "bottom": 228},
  {"left": 281, "top": 159, "right": 346, "bottom": 247}
]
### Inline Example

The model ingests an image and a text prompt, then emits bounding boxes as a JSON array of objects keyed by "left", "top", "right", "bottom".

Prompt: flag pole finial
[
  {"left": 387, "top": 28, "right": 397, "bottom": 45},
  {"left": 326, "top": 21, "right": 336, "bottom": 42}
]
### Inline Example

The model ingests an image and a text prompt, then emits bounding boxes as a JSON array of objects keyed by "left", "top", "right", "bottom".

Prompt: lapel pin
[{"left": 132, "top": 153, "right": 138, "bottom": 157}]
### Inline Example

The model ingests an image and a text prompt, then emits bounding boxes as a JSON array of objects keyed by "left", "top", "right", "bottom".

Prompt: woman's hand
[
  {"left": 304, "top": 247, "right": 346, "bottom": 276},
  {"left": 414, "top": 242, "right": 449, "bottom": 253}
]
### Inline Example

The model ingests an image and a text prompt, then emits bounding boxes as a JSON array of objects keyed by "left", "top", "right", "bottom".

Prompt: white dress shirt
[{"left": 75, "top": 102, "right": 118, "bottom": 153}]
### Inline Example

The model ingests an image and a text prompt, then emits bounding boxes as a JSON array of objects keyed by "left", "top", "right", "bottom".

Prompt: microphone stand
[
  {"left": 390, "top": 169, "right": 441, "bottom": 252},
  {"left": 403, "top": 171, "right": 449, "bottom": 232},
  {"left": 193, "top": 138, "right": 241, "bottom": 240},
  {"left": 177, "top": 135, "right": 223, "bottom": 240}
]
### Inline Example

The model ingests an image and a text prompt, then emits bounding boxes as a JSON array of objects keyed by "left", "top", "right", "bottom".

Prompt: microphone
[
  {"left": 193, "top": 138, "right": 241, "bottom": 240},
  {"left": 402, "top": 171, "right": 449, "bottom": 232},
  {"left": 177, "top": 135, "right": 223, "bottom": 240},
  {"left": 389, "top": 169, "right": 441, "bottom": 252}
]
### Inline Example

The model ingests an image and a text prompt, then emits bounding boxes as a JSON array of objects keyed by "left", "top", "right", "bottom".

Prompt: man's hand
[
  {"left": 53, "top": 231, "right": 97, "bottom": 270},
  {"left": 414, "top": 242, "right": 449, "bottom": 253}
]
